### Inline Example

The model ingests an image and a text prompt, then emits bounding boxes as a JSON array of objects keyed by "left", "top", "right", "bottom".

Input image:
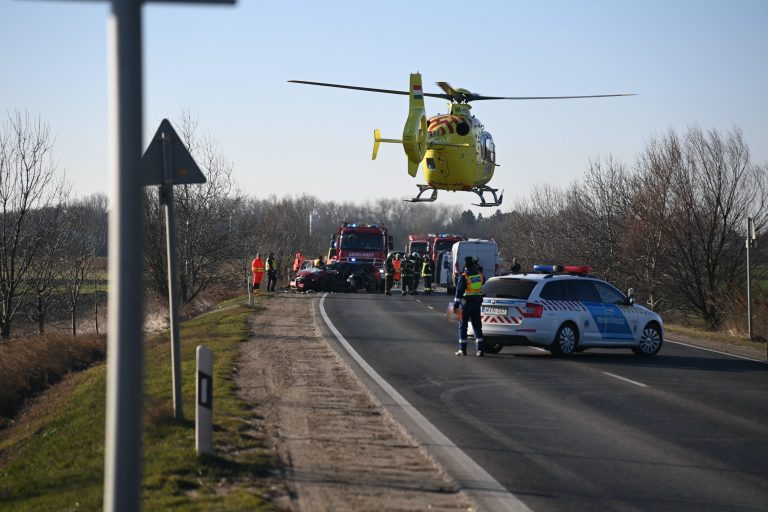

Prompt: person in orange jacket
[
  {"left": 292, "top": 251, "right": 306, "bottom": 274},
  {"left": 251, "top": 253, "right": 264, "bottom": 289}
]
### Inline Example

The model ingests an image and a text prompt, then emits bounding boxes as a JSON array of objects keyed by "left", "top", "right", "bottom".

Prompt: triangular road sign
[{"left": 141, "top": 119, "right": 206, "bottom": 186}]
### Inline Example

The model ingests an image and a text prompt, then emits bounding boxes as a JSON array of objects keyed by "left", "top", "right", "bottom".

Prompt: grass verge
[{"left": 0, "top": 295, "right": 280, "bottom": 511}]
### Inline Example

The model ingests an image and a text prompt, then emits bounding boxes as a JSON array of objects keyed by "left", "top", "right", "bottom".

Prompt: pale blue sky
[{"left": 2, "top": 0, "right": 767, "bottom": 211}]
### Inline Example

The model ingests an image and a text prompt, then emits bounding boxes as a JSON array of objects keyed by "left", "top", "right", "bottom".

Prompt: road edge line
[{"left": 318, "top": 293, "right": 533, "bottom": 512}]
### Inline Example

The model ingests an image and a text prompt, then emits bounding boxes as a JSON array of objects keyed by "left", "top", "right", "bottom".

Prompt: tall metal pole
[
  {"left": 161, "top": 132, "right": 184, "bottom": 420},
  {"left": 747, "top": 238, "right": 753, "bottom": 341},
  {"left": 104, "top": 1, "right": 144, "bottom": 511}
]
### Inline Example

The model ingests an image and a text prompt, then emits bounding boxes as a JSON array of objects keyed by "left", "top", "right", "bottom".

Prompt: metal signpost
[
  {"left": 26, "top": 1, "right": 234, "bottom": 510},
  {"left": 746, "top": 216, "right": 756, "bottom": 340},
  {"left": 142, "top": 119, "right": 206, "bottom": 420}
]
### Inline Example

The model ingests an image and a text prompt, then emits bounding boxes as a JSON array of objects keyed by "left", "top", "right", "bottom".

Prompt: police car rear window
[{"left": 482, "top": 279, "right": 536, "bottom": 299}]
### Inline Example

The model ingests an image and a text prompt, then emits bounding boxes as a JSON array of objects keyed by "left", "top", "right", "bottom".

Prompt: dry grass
[{"left": 0, "top": 333, "right": 105, "bottom": 421}]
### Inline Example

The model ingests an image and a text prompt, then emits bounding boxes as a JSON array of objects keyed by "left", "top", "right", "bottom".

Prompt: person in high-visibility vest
[
  {"left": 251, "top": 253, "right": 264, "bottom": 289},
  {"left": 266, "top": 252, "right": 277, "bottom": 292},
  {"left": 421, "top": 254, "right": 435, "bottom": 295},
  {"left": 452, "top": 256, "right": 485, "bottom": 356}
]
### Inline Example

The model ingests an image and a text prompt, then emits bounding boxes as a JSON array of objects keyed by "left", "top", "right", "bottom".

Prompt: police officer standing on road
[
  {"left": 266, "top": 252, "right": 278, "bottom": 292},
  {"left": 384, "top": 254, "right": 395, "bottom": 295},
  {"left": 453, "top": 256, "right": 486, "bottom": 356},
  {"left": 421, "top": 254, "right": 434, "bottom": 295}
]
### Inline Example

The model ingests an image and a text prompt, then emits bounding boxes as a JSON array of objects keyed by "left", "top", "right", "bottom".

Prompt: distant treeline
[{"left": 3, "top": 109, "right": 767, "bottom": 340}]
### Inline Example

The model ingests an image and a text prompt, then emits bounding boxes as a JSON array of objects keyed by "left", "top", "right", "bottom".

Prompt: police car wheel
[
  {"left": 484, "top": 342, "right": 503, "bottom": 354},
  {"left": 632, "top": 323, "right": 663, "bottom": 356},
  {"left": 550, "top": 322, "right": 578, "bottom": 357}
]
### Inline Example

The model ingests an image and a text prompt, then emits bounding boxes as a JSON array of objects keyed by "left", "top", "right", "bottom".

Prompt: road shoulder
[{"left": 236, "top": 293, "right": 472, "bottom": 511}]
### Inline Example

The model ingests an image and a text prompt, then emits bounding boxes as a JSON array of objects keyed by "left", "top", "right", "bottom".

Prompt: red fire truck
[
  {"left": 406, "top": 234, "right": 433, "bottom": 257},
  {"left": 328, "top": 222, "right": 393, "bottom": 266},
  {"left": 430, "top": 233, "right": 466, "bottom": 262}
]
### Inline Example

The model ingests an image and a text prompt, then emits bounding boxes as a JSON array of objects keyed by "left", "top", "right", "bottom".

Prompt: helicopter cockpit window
[{"left": 481, "top": 133, "right": 495, "bottom": 164}]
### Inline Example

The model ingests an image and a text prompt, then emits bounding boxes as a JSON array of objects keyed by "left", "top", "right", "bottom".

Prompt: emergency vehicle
[
  {"left": 328, "top": 222, "right": 393, "bottom": 267},
  {"left": 473, "top": 265, "right": 664, "bottom": 357},
  {"left": 430, "top": 234, "right": 465, "bottom": 263},
  {"left": 406, "top": 234, "right": 433, "bottom": 257}
]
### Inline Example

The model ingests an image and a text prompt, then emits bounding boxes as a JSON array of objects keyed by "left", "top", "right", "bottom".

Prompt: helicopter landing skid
[
  {"left": 406, "top": 184, "right": 439, "bottom": 203},
  {"left": 471, "top": 186, "right": 504, "bottom": 207}
]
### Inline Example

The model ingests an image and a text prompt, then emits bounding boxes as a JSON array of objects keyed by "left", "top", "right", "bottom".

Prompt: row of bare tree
[
  {"left": 0, "top": 112, "right": 107, "bottom": 338},
  {"left": 492, "top": 127, "right": 768, "bottom": 329},
  {"left": 4, "top": 109, "right": 765, "bottom": 338}
]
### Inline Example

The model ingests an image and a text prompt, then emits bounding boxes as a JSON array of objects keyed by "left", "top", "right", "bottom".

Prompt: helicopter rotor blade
[
  {"left": 467, "top": 93, "right": 637, "bottom": 101},
  {"left": 288, "top": 80, "right": 451, "bottom": 100}
]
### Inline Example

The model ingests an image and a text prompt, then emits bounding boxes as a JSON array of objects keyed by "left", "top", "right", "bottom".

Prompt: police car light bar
[{"left": 532, "top": 264, "right": 592, "bottom": 274}]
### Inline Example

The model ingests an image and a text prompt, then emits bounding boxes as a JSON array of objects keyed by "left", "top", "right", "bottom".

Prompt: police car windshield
[{"left": 482, "top": 278, "right": 536, "bottom": 299}]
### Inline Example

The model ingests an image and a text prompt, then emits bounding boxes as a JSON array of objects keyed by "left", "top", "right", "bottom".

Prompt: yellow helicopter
[{"left": 289, "top": 74, "right": 634, "bottom": 207}]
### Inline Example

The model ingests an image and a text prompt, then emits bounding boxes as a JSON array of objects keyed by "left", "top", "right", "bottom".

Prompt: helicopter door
[{"left": 480, "top": 132, "right": 495, "bottom": 164}]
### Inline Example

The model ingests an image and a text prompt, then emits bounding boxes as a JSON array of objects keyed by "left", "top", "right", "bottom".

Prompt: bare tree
[
  {"left": 657, "top": 127, "right": 768, "bottom": 328},
  {"left": 0, "top": 111, "right": 67, "bottom": 339},
  {"left": 62, "top": 194, "right": 107, "bottom": 335},
  {"left": 25, "top": 204, "right": 68, "bottom": 334},
  {"left": 144, "top": 112, "right": 243, "bottom": 304}
]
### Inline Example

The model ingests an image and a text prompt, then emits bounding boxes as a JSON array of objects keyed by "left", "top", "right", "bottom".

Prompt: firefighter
[
  {"left": 392, "top": 253, "right": 402, "bottom": 287},
  {"left": 452, "top": 256, "right": 486, "bottom": 356},
  {"left": 266, "top": 252, "right": 277, "bottom": 292},
  {"left": 399, "top": 254, "right": 412, "bottom": 296},
  {"left": 313, "top": 255, "right": 325, "bottom": 268},
  {"left": 251, "top": 253, "right": 264, "bottom": 290},
  {"left": 384, "top": 253, "right": 395, "bottom": 295},
  {"left": 421, "top": 254, "right": 435, "bottom": 295},
  {"left": 410, "top": 252, "right": 421, "bottom": 292},
  {"left": 293, "top": 251, "right": 306, "bottom": 274}
]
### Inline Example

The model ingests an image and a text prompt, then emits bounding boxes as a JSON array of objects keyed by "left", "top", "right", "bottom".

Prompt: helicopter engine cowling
[{"left": 401, "top": 73, "right": 428, "bottom": 177}]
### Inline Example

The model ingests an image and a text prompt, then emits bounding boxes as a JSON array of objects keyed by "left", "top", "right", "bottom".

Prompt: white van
[
  {"left": 451, "top": 239, "right": 500, "bottom": 293},
  {"left": 435, "top": 251, "right": 454, "bottom": 292}
]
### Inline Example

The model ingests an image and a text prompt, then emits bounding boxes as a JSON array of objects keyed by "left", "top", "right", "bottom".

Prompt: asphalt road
[{"left": 318, "top": 291, "right": 768, "bottom": 512}]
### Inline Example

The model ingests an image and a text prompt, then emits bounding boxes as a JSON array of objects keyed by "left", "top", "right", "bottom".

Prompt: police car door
[
  {"left": 564, "top": 280, "right": 604, "bottom": 343},
  {"left": 592, "top": 281, "right": 634, "bottom": 342}
]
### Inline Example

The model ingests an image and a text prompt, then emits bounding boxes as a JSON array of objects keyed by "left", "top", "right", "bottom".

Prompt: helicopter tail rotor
[{"left": 401, "top": 73, "right": 428, "bottom": 177}]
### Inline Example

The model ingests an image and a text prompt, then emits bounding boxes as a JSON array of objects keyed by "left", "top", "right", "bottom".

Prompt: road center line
[
  {"left": 318, "top": 293, "right": 533, "bottom": 512},
  {"left": 602, "top": 371, "right": 648, "bottom": 388}
]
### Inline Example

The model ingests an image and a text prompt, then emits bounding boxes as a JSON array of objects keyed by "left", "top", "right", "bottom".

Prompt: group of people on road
[
  {"left": 384, "top": 252, "right": 435, "bottom": 296},
  {"left": 254, "top": 248, "right": 490, "bottom": 358},
  {"left": 251, "top": 252, "right": 278, "bottom": 292}
]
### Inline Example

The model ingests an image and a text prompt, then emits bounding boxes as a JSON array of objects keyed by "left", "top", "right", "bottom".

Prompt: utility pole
[{"left": 746, "top": 216, "right": 756, "bottom": 340}]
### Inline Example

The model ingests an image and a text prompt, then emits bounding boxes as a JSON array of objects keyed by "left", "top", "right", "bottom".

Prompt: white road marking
[
  {"left": 667, "top": 338, "right": 767, "bottom": 363},
  {"left": 530, "top": 347, "right": 548, "bottom": 352},
  {"left": 602, "top": 371, "right": 648, "bottom": 388},
  {"left": 318, "top": 294, "right": 533, "bottom": 512},
  {"left": 426, "top": 305, "right": 434, "bottom": 310}
]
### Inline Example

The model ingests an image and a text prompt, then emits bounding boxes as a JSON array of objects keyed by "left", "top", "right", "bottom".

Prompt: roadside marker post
[
  {"left": 248, "top": 282, "right": 254, "bottom": 306},
  {"left": 196, "top": 345, "right": 214, "bottom": 455}
]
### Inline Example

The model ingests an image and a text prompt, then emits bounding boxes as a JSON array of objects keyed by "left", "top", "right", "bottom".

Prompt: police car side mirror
[{"left": 626, "top": 288, "right": 635, "bottom": 305}]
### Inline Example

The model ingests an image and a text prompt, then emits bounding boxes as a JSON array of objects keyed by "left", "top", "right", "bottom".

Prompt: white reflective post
[{"left": 196, "top": 345, "right": 214, "bottom": 455}]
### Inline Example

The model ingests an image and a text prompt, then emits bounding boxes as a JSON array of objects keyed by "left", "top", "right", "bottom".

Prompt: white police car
[{"left": 474, "top": 265, "right": 663, "bottom": 356}]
